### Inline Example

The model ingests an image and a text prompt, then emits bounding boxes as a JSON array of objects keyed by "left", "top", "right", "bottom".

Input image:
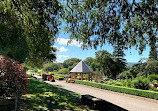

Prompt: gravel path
[{"left": 33, "top": 75, "right": 158, "bottom": 111}]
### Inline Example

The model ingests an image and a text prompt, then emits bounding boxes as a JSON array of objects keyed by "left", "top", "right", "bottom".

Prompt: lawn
[{"left": 19, "top": 78, "right": 89, "bottom": 111}]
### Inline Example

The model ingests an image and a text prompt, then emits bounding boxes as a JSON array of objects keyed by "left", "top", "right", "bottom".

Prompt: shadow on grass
[{"left": 20, "top": 78, "right": 89, "bottom": 111}]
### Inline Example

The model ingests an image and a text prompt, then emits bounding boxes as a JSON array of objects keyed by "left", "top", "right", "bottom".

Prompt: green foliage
[
  {"left": 84, "top": 57, "right": 94, "bottom": 66},
  {"left": 63, "top": 58, "right": 81, "bottom": 71},
  {"left": 58, "top": 68, "right": 69, "bottom": 74},
  {"left": 43, "top": 63, "right": 61, "bottom": 72},
  {"left": 63, "top": 0, "right": 158, "bottom": 55},
  {"left": 145, "top": 60, "right": 158, "bottom": 74},
  {"left": 95, "top": 50, "right": 115, "bottom": 77},
  {"left": 90, "top": 61, "right": 99, "bottom": 72},
  {"left": 0, "top": 0, "right": 62, "bottom": 67},
  {"left": 75, "top": 80, "right": 158, "bottom": 100},
  {"left": 117, "top": 70, "right": 133, "bottom": 79},
  {"left": 104, "top": 80, "right": 122, "bottom": 86},
  {"left": 132, "top": 62, "right": 147, "bottom": 77},
  {"left": 54, "top": 76, "right": 64, "bottom": 80},
  {"left": 121, "top": 78, "right": 133, "bottom": 88},
  {"left": 132, "top": 78, "right": 150, "bottom": 90},
  {"left": 148, "top": 74, "right": 158, "bottom": 82},
  {"left": 95, "top": 50, "right": 126, "bottom": 79}
]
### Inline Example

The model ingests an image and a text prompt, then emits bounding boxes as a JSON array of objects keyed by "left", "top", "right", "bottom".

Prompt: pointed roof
[{"left": 70, "top": 61, "right": 93, "bottom": 73}]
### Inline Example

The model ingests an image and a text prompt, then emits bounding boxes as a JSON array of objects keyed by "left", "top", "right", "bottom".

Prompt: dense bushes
[
  {"left": 117, "top": 70, "right": 133, "bottom": 79},
  {"left": 132, "top": 78, "right": 150, "bottom": 90},
  {"left": 54, "top": 76, "right": 64, "bottom": 80},
  {"left": 121, "top": 78, "right": 133, "bottom": 88},
  {"left": 148, "top": 74, "right": 158, "bottom": 82},
  {"left": 43, "top": 63, "right": 60, "bottom": 72},
  {"left": 0, "top": 55, "right": 29, "bottom": 97},
  {"left": 75, "top": 80, "right": 158, "bottom": 100},
  {"left": 58, "top": 68, "right": 69, "bottom": 74}
]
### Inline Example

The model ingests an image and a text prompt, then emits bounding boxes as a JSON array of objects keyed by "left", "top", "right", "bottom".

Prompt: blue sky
[{"left": 53, "top": 32, "right": 150, "bottom": 63}]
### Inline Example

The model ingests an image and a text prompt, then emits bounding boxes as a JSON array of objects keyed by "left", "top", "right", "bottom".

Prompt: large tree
[
  {"left": 84, "top": 57, "right": 94, "bottom": 66},
  {"left": 113, "top": 35, "right": 127, "bottom": 74},
  {"left": 0, "top": 0, "right": 62, "bottom": 67},
  {"left": 95, "top": 50, "right": 116, "bottom": 78},
  {"left": 63, "top": 58, "right": 81, "bottom": 71},
  {"left": 63, "top": 0, "right": 158, "bottom": 55},
  {"left": 43, "top": 62, "right": 61, "bottom": 72}
]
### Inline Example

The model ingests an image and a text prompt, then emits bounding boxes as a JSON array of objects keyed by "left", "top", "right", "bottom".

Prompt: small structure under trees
[{"left": 70, "top": 61, "right": 93, "bottom": 81}]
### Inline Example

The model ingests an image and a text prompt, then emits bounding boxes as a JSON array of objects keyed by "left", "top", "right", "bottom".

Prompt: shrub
[
  {"left": 121, "top": 78, "right": 133, "bottom": 88},
  {"left": 148, "top": 74, "right": 158, "bottom": 82},
  {"left": 58, "top": 68, "right": 69, "bottom": 74},
  {"left": 104, "top": 80, "right": 122, "bottom": 86},
  {"left": 132, "top": 78, "right": 150, "bottom": 90},
  {"left": 58, "top": 77, "right": 64, "bottom": 80},
  {"left": 0, "top": 55, "right": 29, "bottom": 97},
  {"left": 54, "top": 76, "right": 64, "bottom": 80},
  {"left": 117, "top": 70, "right": 133, "bottom": 79},
  {"left": 75, "top": 80, "right": 158, "bottom": 100}
]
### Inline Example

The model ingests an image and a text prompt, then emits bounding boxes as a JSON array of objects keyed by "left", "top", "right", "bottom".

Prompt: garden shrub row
[
  {"left": 54, "top": 76, "right": 64, "bottom": 80},
  {"left": 75, "top": 80, "right": 158, "bottom": 100}
]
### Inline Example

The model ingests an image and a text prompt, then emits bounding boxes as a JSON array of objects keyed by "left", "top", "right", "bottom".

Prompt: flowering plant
[{"left": 0, "top": 55, "right": 30, "bottom": 97}]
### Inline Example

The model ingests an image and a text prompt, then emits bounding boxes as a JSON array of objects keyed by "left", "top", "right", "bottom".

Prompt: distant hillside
[{"left": 127, "top": 62, "right": 137, "bottom": 67}]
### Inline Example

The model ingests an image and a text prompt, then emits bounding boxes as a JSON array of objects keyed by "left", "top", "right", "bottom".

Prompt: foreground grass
[{"left": 20, "top": 78, "right": 89, "bottom": 111}]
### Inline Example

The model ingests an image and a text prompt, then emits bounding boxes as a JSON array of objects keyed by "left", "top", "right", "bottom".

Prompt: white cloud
[
  {"left": 54, "top": 46, "right": 68, "bottom": 52},
  {"left": 56, "top": 38, "right": 83, "bottom": 47},
  {"left": 57, "top": 55, "right": 69, "bottom": 59},
  {"left": 59, "top": 46, "right": 68, "bottom": 52}
]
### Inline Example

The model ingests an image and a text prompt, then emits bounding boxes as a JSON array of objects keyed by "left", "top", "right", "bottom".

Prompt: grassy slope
[{"left": 20, "top": 78, "right": 89, "bottom": 111}]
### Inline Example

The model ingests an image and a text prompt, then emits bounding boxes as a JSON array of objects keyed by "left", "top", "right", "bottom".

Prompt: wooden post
[
  {"left": 71, "top": 73, "right": 73, "bottom": 80},
  {"left": 91, "top": 73, "right": 93, "bottom": 81},
  {"left": 74, "top": 72, "right": 76, "bottom": 80},
  {"left": 90, "top": 73, "right": 92, "bottom": 81},
  {"left": 87, "top": 72, "right": 90, "bottom": 81},
  {"left": 81, "top": 73, "right": 83, "bottom": 80}
]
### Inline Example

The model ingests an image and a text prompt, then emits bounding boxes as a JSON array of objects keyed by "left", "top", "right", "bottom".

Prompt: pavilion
[{"left": 70, "top": 61, "right": 93, "bottom": 81}]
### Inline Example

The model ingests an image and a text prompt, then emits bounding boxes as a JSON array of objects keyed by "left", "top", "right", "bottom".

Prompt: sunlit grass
[{"left": 20, "top": 78, "right": 89, "bottom": 111}]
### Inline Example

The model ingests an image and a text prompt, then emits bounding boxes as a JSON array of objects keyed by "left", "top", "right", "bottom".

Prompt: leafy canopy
[
  {"left": 0, "top": 0, "right": 62, "bottom": 67},
  {"left": 63, "top": 0, "right": 158, "bottom": 55}
]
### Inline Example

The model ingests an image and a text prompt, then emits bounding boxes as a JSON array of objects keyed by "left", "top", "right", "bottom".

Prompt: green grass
[
  {"left": 20, "top": 78, "right": 89, "bottom": 111},
  {"left": 75, "top": 80, "right": 158, "bottom": 100}
]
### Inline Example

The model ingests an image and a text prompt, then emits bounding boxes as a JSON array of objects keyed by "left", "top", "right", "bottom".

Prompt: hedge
[
  {"left": 54, "top": 76, "right": 64, "bottom": 80},
  {"left": 75, "top": 80, "right": 158, "bottom": 100}
]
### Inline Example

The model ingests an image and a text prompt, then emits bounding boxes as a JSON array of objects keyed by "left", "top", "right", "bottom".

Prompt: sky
[{"left": 53, "top": 31, "right": 150, "bottom": 63}]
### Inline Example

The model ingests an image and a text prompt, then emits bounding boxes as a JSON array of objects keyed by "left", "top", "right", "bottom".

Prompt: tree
[
  {"left": 63, "top": 58, "right": 81, "bottom": 71},
  {"left": 90, "top": 61, "right": 99, "bottom": 72},
  {"left": 95, "top": 50, "right": 116, "bottom": 78},
  {"left": 149, "top": 35, "right": 157, "bottom": 60},
  {"left": 84, "top": 57, "right": 94, "bottom": 66},
  {"left": 58, "top": 68, "right": 69, "bottom": 74},
  {"left": 113, "top": 38, "right": 127, "bottom": 75},
  {"left": 132, "top": 62, "right": 147, "bottom": 77},
  {"left": 0, "top": 0, "right": 62, "bottom": 67},
  {"left": 43, "top": 63, "right": 61, "bottom": 72},
  {"left": 145, "top": 59, "right": 158, "bottom": 75},
  {"left": 63, "top": 0, "right": 158, "bottom": 55}
]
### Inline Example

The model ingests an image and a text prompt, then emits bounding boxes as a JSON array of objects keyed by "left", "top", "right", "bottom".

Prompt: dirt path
[{"left": 33, "top": 75, "right": 158, "bottom": 111}]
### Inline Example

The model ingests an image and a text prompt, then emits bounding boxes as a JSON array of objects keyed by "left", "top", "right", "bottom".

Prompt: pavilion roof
[{"left": 70, "top": 61, "right": 93, "bottom": 73}]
